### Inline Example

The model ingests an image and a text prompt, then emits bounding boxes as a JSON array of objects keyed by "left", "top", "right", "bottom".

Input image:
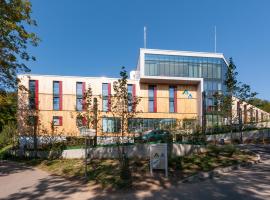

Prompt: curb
[{"left": 180, "top": 153, "right": 261, "bottom": 184}]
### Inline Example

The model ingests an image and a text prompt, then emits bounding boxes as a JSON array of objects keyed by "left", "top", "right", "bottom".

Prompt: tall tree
[
  {"left": 0, "top": 0, "right": 39, "bottom": 91},
  {"left": 215, "top": 57, "right": 257, "bottom": 127},
  {"left": 110, "top": 66, "right": 141, "bottom": 186}
]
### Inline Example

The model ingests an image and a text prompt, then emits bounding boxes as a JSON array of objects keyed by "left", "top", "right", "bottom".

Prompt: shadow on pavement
[{"left": 0, "top": 160, "right": 34, "bottom": 177}]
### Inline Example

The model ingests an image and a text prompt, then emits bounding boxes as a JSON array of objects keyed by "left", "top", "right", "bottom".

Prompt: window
[
  {"left": 102, "top": 83, "right": 110, "bottom": 111},
  {"left": 169, "top": 86, "right": 176, "bottom": 113},
  {"left": 148, "top": 85, "right": 156, "bottom": 112},
  {"left": 128, "top": 84, "right": 133, "bottom": 112},
  {"left": 102, "top": 117, "right": 120, "bottom": 133},
  {"left": 76, "top": 82, "right": 84, "bottom": 111},
  {"left": 29, "top": 80, "right": 38, "bottom": 109},
  {"left": 53, "top": 81, "right": 61, "bottom": 110},
  {"left": 128, "top": 118, "right": 176, "bottom": 132},
  {"left": 53, "top": 116, "right": 62, "bottom": 126}
]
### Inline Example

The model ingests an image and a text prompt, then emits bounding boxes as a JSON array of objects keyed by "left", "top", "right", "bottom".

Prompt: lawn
[{"left": 9, "top": 144, "right": 256, "bottom": 190}]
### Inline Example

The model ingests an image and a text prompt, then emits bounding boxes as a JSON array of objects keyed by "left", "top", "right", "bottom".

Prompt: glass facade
[
  {"left": 53, "top": 81, "right": 60, "bottom": 110},
  {"left": 144, "top": 53, "right": 228, "bottom": 126}
]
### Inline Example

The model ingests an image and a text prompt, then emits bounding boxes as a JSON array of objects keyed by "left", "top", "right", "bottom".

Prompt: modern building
[{"left": 18, "top": 48, "right": 270, "bottom": 143}]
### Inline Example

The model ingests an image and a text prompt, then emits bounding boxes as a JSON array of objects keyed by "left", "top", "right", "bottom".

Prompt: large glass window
[
  {"left": 102, "top": 83, "right": 109, "bottom": 111},
  {"left": 53, "top": 81, "right": 60, "bottom": 110},
  {"left": 144, "top": 53, "right": 228, "bottom": 127},
  {"left": 76, "top": 82, "right": 83, "bottom": 111},
  {"left": 102, "top": 117, "right": 120, "bottom": 133},
  {"left": 128, "top": 118, "right": 176, "bottom": 133},
  {"left": 148, "top": 85, "right": 155, "bottom": 112}
]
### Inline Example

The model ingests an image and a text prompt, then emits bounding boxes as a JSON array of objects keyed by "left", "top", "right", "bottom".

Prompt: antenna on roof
[
  {"left": 144, "top": 26, "right": 147, "bottom": 49},
  {"left": 214, "top": 26, "right": 217, "bottom": 53}
]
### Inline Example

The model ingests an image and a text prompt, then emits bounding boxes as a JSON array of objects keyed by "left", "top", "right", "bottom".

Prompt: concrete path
[
  {"left": 1, "top": 145, "right": 270, "bottom": 200},
  {"left": 0, "top": 161, "right": 90, "bottom": 200}
]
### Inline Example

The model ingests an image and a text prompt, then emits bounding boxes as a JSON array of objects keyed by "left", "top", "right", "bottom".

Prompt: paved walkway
[{"left": 1, "top": 145, "right": 270, "bottom": 200}]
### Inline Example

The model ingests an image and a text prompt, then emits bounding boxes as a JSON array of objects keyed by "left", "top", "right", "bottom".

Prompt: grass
[
  {"left": 8, "top": 144, "right": 256, "bottom": 190},
  {"left": 169, "top": 144, "right": 255, "bottom": 177}
]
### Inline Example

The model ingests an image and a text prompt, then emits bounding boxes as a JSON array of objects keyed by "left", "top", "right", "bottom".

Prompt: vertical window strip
[
  {"left": 35, "top": 80, "right": 39, "bottom": 110},
  {"left": 154, "top": 85, "right": 157, "bottom": 112},
  {"left": 127, "top": 84, "right": 133, "bottom": 112},
  {"left": 76, "top": 82, "right": 84, "bottom": 111},
  {"left": 169, "top": 86, "right": 174, "bottom": 113},
  {"left": 59, "top": 81, "right": 63, "bottom": 111},
  {"left": 108, "top": 83, "right": 111, "bottom": 111},
  {"left": 29, "top": 80, "right": 38, "bottom": 110},
  {"left": 132, "top": 84, "right": 136, "bottom": 111},
  {"left": 148, "top": 85, "right": 155, "bottom": 112},
  {"left": 174, "top": 86, "right": 177, "bottom": 112},
  {"left": 53, "top": 81, "right": 60, "bottom": 110},
  {"left": 82, "top": 82, "right": 86, "bottom": 110},
  {"left": 102, "top": 83, "right": 109, "bottom": 111},
  {"left": 169, "top": 86, "right": 177, "bottom": 113}
]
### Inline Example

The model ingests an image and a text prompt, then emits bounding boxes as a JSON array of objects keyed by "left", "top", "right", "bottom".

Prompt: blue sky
[{"left": 28, "top": 0, "right": 270, "bottom": 100}]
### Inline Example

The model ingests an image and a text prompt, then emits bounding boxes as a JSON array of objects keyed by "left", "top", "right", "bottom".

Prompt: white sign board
[
  {"left": 150, "top": 143, "right": 168, "bottom": 177},
  {"left": 80, "top": 128, "right": 96, "bottom": 137}
]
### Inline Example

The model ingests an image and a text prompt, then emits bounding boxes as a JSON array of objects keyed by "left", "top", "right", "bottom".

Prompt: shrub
[
  {"left": 0, "top": 122, "right": 17, "bottom": 149},
  {"left": 169, "top": 156, "right": 183, "bottom": 170},
  {"left": 221, "top": 144, "right": 236, "bottom": 157},
  {"left": 65, "top": 136, "right": 85, "bottom": 147},
  {"left": 207, "top": 144, "right": 220, "bottom": 156}
]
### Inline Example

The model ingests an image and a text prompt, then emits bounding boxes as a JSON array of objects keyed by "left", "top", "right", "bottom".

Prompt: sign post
[
  {"left": 80, "top": 128, "right": 96, "bottom": 179},
  {"left": 150, "top": 143, "right": 168, "bottom": 178}
]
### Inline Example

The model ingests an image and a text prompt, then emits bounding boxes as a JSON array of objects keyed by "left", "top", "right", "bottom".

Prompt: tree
[
  {"left": 0, "top": 91, "right": 17, "bottom": 131},
  {"left": 223, "top": 57, "right": 238, "bottom": 124},
  {"left": 17, "top": 87, "right": 40, "bottom": 157},
  {"left": 76, "top": 84, "right": 100, "bottom": 145},
  {"left": 0, "top": 0, "right": 39, "bottom": 92},
  {"left": 110, "top": 66, "right": 141, "bottom": 186},
  {"left": 214, "top": 58, "right": 257, "bottom": 132},
  {"left": 248, "top": 98, "right": 270, "bottom": 113}
]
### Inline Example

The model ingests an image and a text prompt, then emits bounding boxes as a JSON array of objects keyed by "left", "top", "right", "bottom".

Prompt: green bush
[
  {"left": 221, "top": 144, "right": 236, "bottom": 157},
  {"left": 0, "top": 122, "right": 17, "bottom": 149},
  {"left": 207, "top": 144, "right": 220, "bottom": 156},
  {"left": 169, "top": 156, "right": 183, "bottom": 170},
  {"left": 65, "top": 136, "right": 85, "bottom": 147},
  {"left": 0, "top": 144, "right": 13, "bottom": 159}
]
